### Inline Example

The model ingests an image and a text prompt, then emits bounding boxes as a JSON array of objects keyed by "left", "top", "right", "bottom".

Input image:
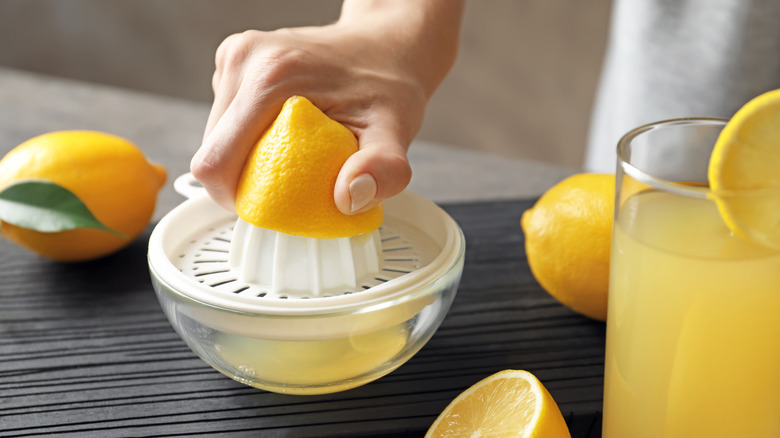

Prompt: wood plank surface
[{"left": 0, "top": 199, "right": 604, "bottom": 437}]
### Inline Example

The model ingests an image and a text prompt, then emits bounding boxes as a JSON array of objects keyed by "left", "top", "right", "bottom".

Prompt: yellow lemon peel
[
  {"left": 0, "top": 130, "right": 166, "bottom": 261},
  {"left": 235, "top": 96, "right": 383, "bottom": 239},
  {"left": 521, "top": 173, "right": 615, "bottom": 321}
]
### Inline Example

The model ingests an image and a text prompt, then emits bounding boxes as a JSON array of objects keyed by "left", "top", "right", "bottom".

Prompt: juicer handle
[{"left": 173, "top": 173, "right": 208, "bottom": 199}]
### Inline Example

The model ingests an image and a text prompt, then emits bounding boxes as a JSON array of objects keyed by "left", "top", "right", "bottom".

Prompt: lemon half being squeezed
[{"left": 235, "top": 96, "right": 383, "bottom": 239}]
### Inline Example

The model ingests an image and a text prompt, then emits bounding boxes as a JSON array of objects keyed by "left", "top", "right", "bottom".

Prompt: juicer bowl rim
[
  {"left": 147, "top": 189, "right": 466, "bottom": 317},
  {"left": 148, "top": 241, "right": 464, "bottom": 321}
]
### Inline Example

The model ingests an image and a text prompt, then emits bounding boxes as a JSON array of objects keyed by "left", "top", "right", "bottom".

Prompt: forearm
[{"left": 337, "top": 0, "right": 464, "bottom": 98}]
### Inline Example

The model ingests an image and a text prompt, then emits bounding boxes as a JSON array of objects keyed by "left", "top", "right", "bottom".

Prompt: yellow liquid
[
  {"left": 214, "top": 324, "right": 409, "bottom": 395},
  {"left": 604, "top": 190, "right": 780, "bottom": 437}
]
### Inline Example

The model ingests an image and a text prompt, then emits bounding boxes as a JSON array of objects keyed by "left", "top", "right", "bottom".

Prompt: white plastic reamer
[{"left": 228, "top": 218, "right": 383, "bottom": 298}]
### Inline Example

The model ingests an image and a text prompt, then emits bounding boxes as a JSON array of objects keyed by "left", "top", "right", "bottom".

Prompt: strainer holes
[
  {"left": 374, "top": 277, "right": 389, "bottom": 283},
  {"left": 213, "top": 237, "right": 230, "bottom": 243},
  {"left": 384, "top": 268, "right": 411, "bottom": 274},
  {"left": 384, "top": 258, "right": 419, "bottom": 262},
  {"left": 381, "top": 236, "right": 401, "bottom": 243},
  {"left": 258, "top": 293, "right": 267, "bottom": 298},
  {"left": 195, "top": 269, "right": 229, "bottom": 277},
  {"left": 233, "top": 286, "right": 250, "bottom": 294},
  {"left": 201, "top": 248, "right": 229, "bottom": 253},
  {"left": 279, "top": 295, "right": 288, "bottom": 299},
  {"left": 383, "top": 246, "right": 412, "bottom": 252},
  {"left": 210, "top": 279, "right": 237, "bottom": 287}
]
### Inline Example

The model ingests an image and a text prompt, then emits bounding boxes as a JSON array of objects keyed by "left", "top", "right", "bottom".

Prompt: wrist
[{"left": 336, "top": 0, "right": 464, "bottom": 98}]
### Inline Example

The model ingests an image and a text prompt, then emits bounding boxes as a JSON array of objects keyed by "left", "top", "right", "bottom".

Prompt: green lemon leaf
[{"left": 0, "top": 180, "right": 124, "bottom": 237}]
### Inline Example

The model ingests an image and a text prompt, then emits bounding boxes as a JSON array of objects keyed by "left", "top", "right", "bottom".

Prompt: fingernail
[{"left": 349, "top": 173, "right": 377, "bottom": 213}]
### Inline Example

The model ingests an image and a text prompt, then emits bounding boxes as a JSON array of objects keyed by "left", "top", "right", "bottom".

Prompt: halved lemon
[
  {"left": 235, "top": 95, "right": 383, "bottom": 239},
  {"left": 708, "top": 89, "right": 780, "bottom": 249},
  {"left": 425, "top": 369, "right": 570, "bottom": 438}
]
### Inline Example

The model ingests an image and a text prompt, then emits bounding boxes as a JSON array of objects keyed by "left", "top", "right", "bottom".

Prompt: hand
[{"left": 191, "top": 0, "right": 463, "bottom": 214}]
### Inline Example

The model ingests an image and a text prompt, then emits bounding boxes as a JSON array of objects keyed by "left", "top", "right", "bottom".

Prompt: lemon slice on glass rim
[{"left": 708, "top": 89, "right": 780, "bottom": 250}]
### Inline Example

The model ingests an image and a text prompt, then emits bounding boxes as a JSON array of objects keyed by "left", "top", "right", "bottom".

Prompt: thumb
[{"left": 334, "top": 141, "right": 412, "bottom": 215}]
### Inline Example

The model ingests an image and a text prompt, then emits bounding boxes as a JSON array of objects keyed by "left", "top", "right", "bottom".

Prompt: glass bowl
[{"left": 148, "top": 178, "right": 465, "bottom": 395}]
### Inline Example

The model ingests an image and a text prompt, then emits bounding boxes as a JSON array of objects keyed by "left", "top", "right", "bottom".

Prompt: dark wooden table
[
  {"left": 0, "top": 67, "right": 597, "bottom": 436},
  {"left": 0, "top": 198, "right": 604, "bottom": 437}
]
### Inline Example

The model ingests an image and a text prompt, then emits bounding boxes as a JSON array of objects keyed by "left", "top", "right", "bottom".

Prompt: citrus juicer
[{"left": 148, "top": 173, "right": 465, "bottom": 395}]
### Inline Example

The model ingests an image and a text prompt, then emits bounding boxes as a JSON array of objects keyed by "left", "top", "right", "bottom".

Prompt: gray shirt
[{"left": 585, "top": 0, "right": 780, "bottom": 172}]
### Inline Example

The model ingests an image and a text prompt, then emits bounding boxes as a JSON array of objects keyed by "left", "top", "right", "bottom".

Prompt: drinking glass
[{"left": 603, "top": 118, "right": 780, "bottom": 437}]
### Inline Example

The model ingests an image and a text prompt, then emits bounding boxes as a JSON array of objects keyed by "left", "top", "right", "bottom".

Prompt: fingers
[
  {"left": 191, "top": 79, "right": 283, "bottom": 211},
  {"left": 334, "top": 127, "right": 412, "bottom": 215},
  {"left": 204, "top": 66, "right": 243, "bottom": 141},
  {"left": 194, "top": 31, "right": 301, "bottom": 211},
  {"left": 204, "top": 31, "right": 256, "bottom": 139}
]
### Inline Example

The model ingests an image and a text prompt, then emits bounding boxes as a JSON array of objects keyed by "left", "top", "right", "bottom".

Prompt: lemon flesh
[
  {"left": 425, "top": 369, "right": 570, "bottom": 438},
  {"left": 708, "top": 89, "right": 780, "bottom": 249}
]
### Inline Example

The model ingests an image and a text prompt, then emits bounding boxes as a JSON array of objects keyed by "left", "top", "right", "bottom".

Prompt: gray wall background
[{"left": 0, "top": 0, "right": 612, "bottom": 169}]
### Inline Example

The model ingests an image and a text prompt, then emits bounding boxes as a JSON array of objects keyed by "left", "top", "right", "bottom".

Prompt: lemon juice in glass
[{"left": 603, "top": 118, "right": 780, "bottom": 437}]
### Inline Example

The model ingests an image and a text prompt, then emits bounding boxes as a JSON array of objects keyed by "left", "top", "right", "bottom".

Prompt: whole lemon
[
  {"left": 0, "top": 130, "right": 166, "bottom": 261},
  {"left": 520, "top": 173, "right": 615, "bottom": 321}
]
